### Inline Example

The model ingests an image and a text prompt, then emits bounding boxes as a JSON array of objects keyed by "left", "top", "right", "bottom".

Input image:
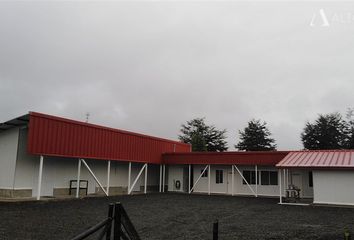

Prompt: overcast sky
[{"left": 1, "top": 1, "right": 354, "bottom": 150}]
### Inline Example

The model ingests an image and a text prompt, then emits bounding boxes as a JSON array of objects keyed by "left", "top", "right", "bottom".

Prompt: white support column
[
  {"left": 162, "top": 164, "right": 166, "bottom": 193},
  {"left": 286, "top": 169, "right": 289, "bottom": 188},
  {"left": 128, "top": 162, "right": 131, "bottom": 193},
  {"left": 188, "top": 164, "right": 191, "bottom": 194},
  {"left": 107, "top": 161, "right": 111, "bottom": 196},
  {"left": 128, "top": 163, "right": 147, "bottom": 194},
  {"left": 279, "top": 169, "right": 282, "bottom": 204},
  {"left": 255, "top": 165, "right": 258, "bottom": 197},
  {"left": 76, "top": 159, "right": 81, "bottom": 198},
  {"left": 233, "top": 165, "right": 257, "bottom": 196},
  {"left": 283, "top": 169, "right": 286, "bottom": 193},
  {"left": 159, "top": 165, "right": 162, "bottom": 193},
  {"left": 231, "top": 165, "right": 234, "bottom": 196},
  {"left": 208, "top": 165, "right": 211, "bottom": 195},
  {"left": 144, "top": 164, "right": 148, "bottom": 194},
  {"left": 37, "top": 155, "right": 44, "bottom": 201},
  {"left": 81, "top": 159, "right": 108, "bottom": 196}
]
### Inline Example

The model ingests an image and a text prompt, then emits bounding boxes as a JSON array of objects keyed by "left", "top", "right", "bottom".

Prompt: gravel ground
[{"left": 1, "top": 193, "right": 354, "bottom": 240}]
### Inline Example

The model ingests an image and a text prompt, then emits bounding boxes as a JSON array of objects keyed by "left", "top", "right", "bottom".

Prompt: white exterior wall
[
  {"left": 167, "top": 165, "right": 185, "bottom": 192},
  {"left": 192, "top": 165, "right": 228, "bottom": 194},
  {"left": 14, "top": 128, "right": 159, "bottom": 197},
  {"left": 0, "top": 127, "right": 19, "bottom": 189},
  {"left": 313, "top": 170, "right": 354, "bottom": 205}
]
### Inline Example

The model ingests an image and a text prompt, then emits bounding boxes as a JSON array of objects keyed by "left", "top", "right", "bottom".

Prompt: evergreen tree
[
  {"left": 301, "top": 113, "right": 347, "bottom": 150},
  {"left": 235, "top": 119, "right": 276, "bottom": 151},
  {"left": 179, "top": 118, "right": 228, "bottom": 152},
  {"left": 345, "top": 108, "right": 354, "bottom": 149}
]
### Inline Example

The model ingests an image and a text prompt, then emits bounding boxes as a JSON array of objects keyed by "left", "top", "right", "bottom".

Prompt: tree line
[{"left": 178, "top": 109, "right": 354, "bottom": 151}]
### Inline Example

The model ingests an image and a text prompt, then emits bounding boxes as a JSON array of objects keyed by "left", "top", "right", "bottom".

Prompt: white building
[
  {"left": 1, "top": 112, "right": 354, "bottom": 207},
  {"left": 0, "top": 112, "right": 190, "bottom": 199},
  {"left": 164, "top": 152, "right": 313, "bottom": 200}
]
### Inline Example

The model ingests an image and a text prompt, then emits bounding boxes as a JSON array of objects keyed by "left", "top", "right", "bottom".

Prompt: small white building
[{"left": 277, "top": 151, "right": 354, "bottom": 206}]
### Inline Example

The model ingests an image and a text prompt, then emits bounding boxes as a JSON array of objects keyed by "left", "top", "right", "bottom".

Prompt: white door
[{"left": 292, "top": 173, "right": 303, "bottom": 197}]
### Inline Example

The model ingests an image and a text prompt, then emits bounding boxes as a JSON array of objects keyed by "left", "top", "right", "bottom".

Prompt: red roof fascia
[
  {"left": 27, "top": 112, "right": 190, "bottom": 164},
  {"left": 162, "top": 151, "right": 290, "bottom": 165}
]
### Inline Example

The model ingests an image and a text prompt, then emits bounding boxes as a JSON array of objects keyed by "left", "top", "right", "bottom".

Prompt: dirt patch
[{"left": 0, "top": 193, "right": 353, "bottom": 240}]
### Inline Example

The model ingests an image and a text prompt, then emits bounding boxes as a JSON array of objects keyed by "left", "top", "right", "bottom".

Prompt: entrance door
[{"left": 292, "top": 173, "right": 303, "bottom": 197}]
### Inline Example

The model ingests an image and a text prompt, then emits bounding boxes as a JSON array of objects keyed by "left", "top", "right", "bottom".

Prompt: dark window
[
  {"left": 270, "top": 172, "right": 278, "bottom": 185},
  {"left": 242, "top": 170, "right": 258, "bottom": 185},
  {"left": 201, "top": 169, "right": 208, "bottom": 177},
  {"left": 216, "top": 170, "right": 223, "bottom": 184},
  {"left": 261, "top": 171, "right": 278, "bottom": 185},
  {"left": 261, "top": 171, "right": 270, "bottom": 185},
  {"left": 309, "top": 172, "right": 313, "bottom": 187}
]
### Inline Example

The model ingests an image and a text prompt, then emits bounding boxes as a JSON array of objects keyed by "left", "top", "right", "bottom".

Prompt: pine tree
[
  {"left": 235, "top": 119, "right": 276, "bottom": 151},
  {"left": 301, "top": 113, "right": 347, "bottom": 150},
  {"left": 179, "top": 118, "right": 228, "bottom": 152},
  {"left": 345, "top": 108, "right": 354, "bottom": 149}
]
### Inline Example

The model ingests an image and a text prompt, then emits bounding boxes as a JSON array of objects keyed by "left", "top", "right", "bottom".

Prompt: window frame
[
  {"left": 215, "top": 170, "right": 223, "bottom": 184},
  {"left": 201, "top": 169, "right": 208, "bottom": 178},
  {"left": 242, "top": 170, "right": 259, "bottom": 185},
  {"left": 260, "top": 170, "right": 278, "bottom": 186}
]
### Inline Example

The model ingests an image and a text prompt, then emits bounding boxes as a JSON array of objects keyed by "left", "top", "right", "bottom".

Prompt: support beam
[
  {"left": 255, "top": 165, "right": 258, "bottom": 197},
  {"left": 162, "top": 164, "right": 166, "bottom": 193},
  {"left": 76, "top": 159, "right": 81, "bottom": 198},
  {"left": 37, "top": 155, "right": 44, "bottom": 200},
  {"left": 107, "top": 161, "right": 111, "bottom": 196},
  {"left": 283, "top": 169, "right": 286, "bottom": 194},
  {"left": 286, "top": 169, "right": 289, "bottom": 189},
  {"left": 208, "top": 165, "right": 211, "bottom": 195},
  {"left": 144, "top": 164, "right": 148, "bottom": 194},
  {"left": 159, "top": 165, "right": 162, "bottom": 193},
  {"left": 188, "top": 164, "right": 191, "bottom": 194},
  {"left": 231, "top": 165, "right": 234, "bottom": 196},
  {"left": 279, "top": 169, "right": 282, "bottom": 204},
  {"left": 128, "top": 163, "right": 147, "bottom": 195},
  {"left": 81, "top": 159, "right": 108, "bottom": 196},
  {"left": 233, "top": 165, "right": 256, "bottom": 197},
  {"left": 128, "top": 162, "right": 131, "bottom": 192},
  {"left": 189, "top": 165, "right": 209, "bottom": 193}
]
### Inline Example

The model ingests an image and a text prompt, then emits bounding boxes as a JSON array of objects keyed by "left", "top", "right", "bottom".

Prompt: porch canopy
[{"left": 276, "top": 150, "right": 354, "bottom": 169}]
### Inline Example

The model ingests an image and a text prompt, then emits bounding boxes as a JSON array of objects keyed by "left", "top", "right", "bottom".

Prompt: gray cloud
[{"left": 1, "top": 1, "right": 354, "bottom": 150}]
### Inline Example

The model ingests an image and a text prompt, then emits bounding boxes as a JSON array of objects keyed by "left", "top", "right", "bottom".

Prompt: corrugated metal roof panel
[
  {"left": 162, "top": 151, "right": 289, "bottom": 165},
  {"left": 27, "top": 112, "right": 190, "bottom": 163},
  {"left": 276, "top": 150, "right": 354, "bottom": 168}
]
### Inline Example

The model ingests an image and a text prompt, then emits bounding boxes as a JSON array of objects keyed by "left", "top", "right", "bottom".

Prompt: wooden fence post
[
  {"left": 213, "top": 220, "right": 218, "bottom": 240},
  {"left": 114, "top": 202, "right": 122, "bottom": 240},
  {"left": 106, "top": 203, "right": 114, "bottom": 240}
]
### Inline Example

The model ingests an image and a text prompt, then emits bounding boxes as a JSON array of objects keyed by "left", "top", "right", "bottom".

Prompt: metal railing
[{"left": 70, "top": 202, "right": 140, "bottom": 240}]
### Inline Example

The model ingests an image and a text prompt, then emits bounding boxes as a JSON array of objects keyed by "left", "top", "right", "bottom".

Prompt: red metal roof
[
  {"left": 162, "top": 151, "right": 290, "bottom": 165},
  {"left": 276, "top": 150, "right": 354, "bottom": 169},
  {"left": 27, "top": 112, "right": 190, "bottom": 164}
]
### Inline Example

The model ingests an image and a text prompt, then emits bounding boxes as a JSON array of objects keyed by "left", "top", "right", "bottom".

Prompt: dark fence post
[
  {"left": 106, "top": 203, "right": 114, "bottom": 240},
  {"left": 344, "top": 228, "right": 351, "bottom": 240},
  {"left": 114, "top": 202, "right": 122, "bottom": 240},
  {"left": 213, "top": 220, "right": 218, "bottom": 240}
]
